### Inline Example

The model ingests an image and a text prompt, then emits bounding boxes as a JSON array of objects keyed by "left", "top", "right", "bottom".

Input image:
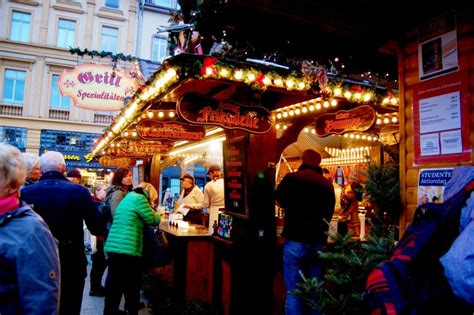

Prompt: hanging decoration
[
  {"left": 301, "top": 60, "right": 328, "bottom": 89},
  {"left": 69, "top": 47, "right": 136, "bottom": 62}
]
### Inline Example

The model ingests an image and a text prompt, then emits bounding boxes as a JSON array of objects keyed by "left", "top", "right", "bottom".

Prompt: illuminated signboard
[
  {"left": 178, "top": 92, "right": 272, "bottom": 134},
  {"left": 137, "top": 120, "right": 205, "bottom": 141},
  {"left": 58, "top": 64, "right": 140, "bottom": 111},
  {"left": 314, "top": 105, "right": 376, "bottom": 137}
]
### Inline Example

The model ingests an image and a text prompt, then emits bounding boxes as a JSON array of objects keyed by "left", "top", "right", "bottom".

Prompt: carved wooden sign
[
  {"left": 314, "top": 105, "right": 376, "bottom": 137},
  {"left": 99, "top": 156, "right": 136, "bottom": 168},
  {"left": 379, "top": 124, "right": 400, "bottom": 146},
  {"left": 120, "top": 140, "right": 173, "bottom": 154},
  {"left": 137, "top": 120, "right": 205, "bottom": 141},
  {"left": 177, "top": 92, "right": 272, "bottom": 134}
]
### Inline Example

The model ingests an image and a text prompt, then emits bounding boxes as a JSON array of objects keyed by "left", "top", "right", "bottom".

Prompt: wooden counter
[
  {"left": 156, "top": 219, "right": 214, "bottom": 304},
  {"left": 159, "top": 219, "right": 211, "bottom": 237}
]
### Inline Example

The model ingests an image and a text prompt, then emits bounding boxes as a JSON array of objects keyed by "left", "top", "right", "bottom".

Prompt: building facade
[{"left": 0, "top": 0, "right": 139, "bottom": 177}]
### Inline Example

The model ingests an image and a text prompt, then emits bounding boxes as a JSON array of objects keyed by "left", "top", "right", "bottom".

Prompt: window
[
  {"left": 57, "top": 19, "right": 76, "bottom": 48},
  {"left": 10, "top": 11, "right": 31, "bottom": 42},
  {"left": 50, "top": 75, "right": 71, "bottom": 109},
  {"left": 40, "top": 129, "right": 100, "bottom": 151},
  {"left": 105, "top": 0, "right": 119, "bottom": 8},
  {"left": 3, "top": 69, "right": 26, "bottom": 104},
  {"left": 335, "top": 166, "right": 346, "bottom": 186},
  {"left": 101, "top": 26, "right": 118, "bottom": 53},
  {"left": 151, "top": 36, "right": 168, "bottom": 63},
  {"left": 0, "top": 127, "right": 27, "bottom": 152},
  {"left": 146, "top": 0, "right": 178, "bottom": 9}
]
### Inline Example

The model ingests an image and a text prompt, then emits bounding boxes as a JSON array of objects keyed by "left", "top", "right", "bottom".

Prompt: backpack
[
  {"left": 103, "top": 186, "right": 122, "bottom": 236},
  {"left": 364, "top": 181, "right": 474, "bottom": 315}
]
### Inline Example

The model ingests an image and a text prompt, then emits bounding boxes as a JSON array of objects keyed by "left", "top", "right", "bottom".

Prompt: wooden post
[{"left": 150, "top": 153, "right": 161, "bottom": 193}]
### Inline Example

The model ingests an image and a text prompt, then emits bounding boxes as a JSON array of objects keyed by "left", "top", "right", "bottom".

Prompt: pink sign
[{"left": 58, "top": 64, "right": 139, "bottom": 111}]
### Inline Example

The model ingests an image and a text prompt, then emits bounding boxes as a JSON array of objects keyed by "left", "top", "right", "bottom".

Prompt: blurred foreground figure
[
  {"left": 0, "top": 143, "right": 60, "bottom": 314},
  {"left": 21, "top": 150, "right": 102, "bottom": 315}
]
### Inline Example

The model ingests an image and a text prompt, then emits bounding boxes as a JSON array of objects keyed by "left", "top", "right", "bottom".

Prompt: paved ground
[{"left": 81, "top": 262, "right": 151, "bottom": 315}]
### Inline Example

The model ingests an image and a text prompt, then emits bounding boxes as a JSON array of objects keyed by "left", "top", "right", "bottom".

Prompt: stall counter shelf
[
  {"left": 155, "top": 218, "right": 214, "bottom": 305},
  {"left": 159, "top": 219, "right": 212, "bottom": 237}
]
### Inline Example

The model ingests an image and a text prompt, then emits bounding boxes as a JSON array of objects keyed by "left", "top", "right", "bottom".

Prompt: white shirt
[
  {"left": 202, "top": 178, "right": 225, "bottom": 233},
  {"left": 202, "top": 178, "right": 225, "bottom": 210},
  {"left": 177, "top": 185, "right": 204, "bottom": 210}
]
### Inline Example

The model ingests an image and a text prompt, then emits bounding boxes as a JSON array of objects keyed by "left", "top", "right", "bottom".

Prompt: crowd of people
[
  {"left": 0, "top": 143, "right": 161, "bottom": 315},
  {"left": 1, "top": 143, "right": 473, "bottom": 315},
  {"left": 0, "top": 142, "right": 225, "bottom": 315}
]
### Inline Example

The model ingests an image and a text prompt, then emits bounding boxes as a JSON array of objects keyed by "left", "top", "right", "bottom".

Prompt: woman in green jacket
[{"left": 104, "top": 182, "right": 160, "bottom": 315}]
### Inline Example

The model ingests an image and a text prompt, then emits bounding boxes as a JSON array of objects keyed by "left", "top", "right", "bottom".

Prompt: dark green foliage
[
  {"left": 291, "top": 222, "right": 396, "bottom": 315},
  {"left": 69, "top": 47, "right": 136, "bottom": 62},
  {"left": 363, "top": 145, "right": 402, "bottom": 223}
]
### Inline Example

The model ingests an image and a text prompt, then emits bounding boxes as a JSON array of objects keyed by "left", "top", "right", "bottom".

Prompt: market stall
[{"left": 88, "top": 53, "right": 399, "bottom": 314}]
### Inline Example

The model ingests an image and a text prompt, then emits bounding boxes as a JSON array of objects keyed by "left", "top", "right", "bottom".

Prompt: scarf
[
  {"left": 0, "top": 193, "right": 20, "bottom": 215},
  {"left": 183, "top": 185, "right": 195, "bottom": 199}
]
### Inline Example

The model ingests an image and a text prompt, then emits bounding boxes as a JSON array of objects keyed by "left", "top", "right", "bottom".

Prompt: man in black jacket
[
  {"left": 21, "top": 151, "right": 102, "bottom": 315},
  {"left": 276, "top": 149, "right": 335, "bottom": 315}
]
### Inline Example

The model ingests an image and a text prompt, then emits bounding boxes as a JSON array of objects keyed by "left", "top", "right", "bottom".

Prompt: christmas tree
[{"left": 291, "top": 222, "right": 396, "bottom": 314}]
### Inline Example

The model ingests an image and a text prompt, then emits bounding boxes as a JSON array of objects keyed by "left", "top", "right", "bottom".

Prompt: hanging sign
[
  {"left": 137, "top": 120, "right": 205, "bottom": 141},
  {"left": 99, "top": 156, "right": 136, "bottom": 168},
  {"left": 58, "top": 64, "right": 140, "bottom": 111},
  {"left": 106, "top": 146, "right": 149, "bottom": 158},
  {"left": 119, "top": 140, "right": 173, "bottom": 154},
  {"left": 379, "top": 124, "right": 400, "bottom": 146},
  {"left": 177, "top": 92, "right": 272, "bottom": 134},
  {"left": 413, "top": 70, "right": 470, "bottom": 165},
  {"left": 418, "top": 13, "right": 458, "bottom": 81},
  {"left": 223, "top": 136, "right": 248, "bottom": 218},
  {"left": 314, "top": 105, "right": 376, "bottom": 137}
]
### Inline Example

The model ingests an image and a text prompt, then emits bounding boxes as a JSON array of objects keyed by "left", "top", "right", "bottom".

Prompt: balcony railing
[
  {"left": 49, "top": 109, "right": 70, "bottom": 120},
  {"left": 94, "top": 113, "right": 114, "bottom": 124},
  {"left": 0, "top": 104, "right": 23, "bottom": 116}
]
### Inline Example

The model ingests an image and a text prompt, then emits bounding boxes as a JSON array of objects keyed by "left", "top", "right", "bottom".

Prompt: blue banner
[
  {"left": 418, "top": 168, "right": 453, "bottom": 186},
  {"left": 418, "top": 168, "right": 453, "bottom": 205}
]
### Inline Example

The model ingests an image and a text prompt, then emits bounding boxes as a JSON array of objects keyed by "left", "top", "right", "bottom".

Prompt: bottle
[{"left": 212, "top": 220, "right": 218, "bottom": 236}]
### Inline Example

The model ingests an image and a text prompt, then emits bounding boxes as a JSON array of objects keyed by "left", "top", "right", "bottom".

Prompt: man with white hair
[
  {"left": 21, "top": 151, "right": 102, "bottom": 315},
  {"left": 21, "top": 152, "right": 41, "bottom": 186}
]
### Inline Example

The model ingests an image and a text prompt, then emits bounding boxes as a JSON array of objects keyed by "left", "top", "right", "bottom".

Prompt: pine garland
[{"left": 69, "top": 47, "right": 137, "bottom": 62}]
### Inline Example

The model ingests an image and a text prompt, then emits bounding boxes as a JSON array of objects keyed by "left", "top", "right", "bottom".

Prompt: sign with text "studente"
[{"left": 58, "top": 64, "right": 140, "bottom": 111}]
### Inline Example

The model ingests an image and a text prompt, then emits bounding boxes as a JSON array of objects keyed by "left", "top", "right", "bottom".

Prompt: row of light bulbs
[
  {"left": 325, "top": 86, "right": 399, "bottom": 106},
  {"left": 342, "top": 133, "right": 379, "bottom": 141},
  {"left": 202, "top": 66, "right": 308, "bottom": 91},
  {"left": 93, "top": 67, "right": 179, "bottom": 155},
  {"left": 141, "top": 110, "right": 176, "bottom": 119},
  {"left": 376, "top": 113, "right": 398, "bottom": 124},
  {"left": 276, "top": 125, "right": 380, "bottom": 142},
  {"left": 274, "top": 98, "right": 338, "bottom": 120},
  {"left": 325, "top": 146, "right": 371, "bottom": 158},
  {"left": 321, "top": 157, "right": 369, "bottom": 166},
  {"left": 321, "top": 146, "right": 372, "bottom": 166}
]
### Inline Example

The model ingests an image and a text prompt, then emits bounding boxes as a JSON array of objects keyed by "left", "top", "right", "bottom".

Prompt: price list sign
[
  {"left": 223, "top": 137, "right": 248, "bottom": 218},
  {"left": 413, "top": 71, "right": 470, "bottom": 164}
]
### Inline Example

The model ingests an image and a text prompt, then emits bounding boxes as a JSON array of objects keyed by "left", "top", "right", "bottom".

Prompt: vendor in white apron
[{"left": 203, "top": 164, "right": 225, "bottom": 233}]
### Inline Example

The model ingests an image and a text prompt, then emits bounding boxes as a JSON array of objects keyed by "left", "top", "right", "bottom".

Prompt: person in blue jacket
[
  {"left": 21, "top": 151, "right": 102, "bottom": 315},
  {"left": 0, "top": 143, "right": 60, "bottom": 314},
  {"left": 440, "top": 166, "right": 474, "bottom": 305}
]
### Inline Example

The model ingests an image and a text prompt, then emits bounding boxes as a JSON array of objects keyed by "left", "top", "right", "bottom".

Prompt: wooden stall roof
[
  {"left": 89, "top": 54, "right": 399, "bottom": 164},
  {"left": 89, "top": 54, "right": 317, "bottom": 161}
]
